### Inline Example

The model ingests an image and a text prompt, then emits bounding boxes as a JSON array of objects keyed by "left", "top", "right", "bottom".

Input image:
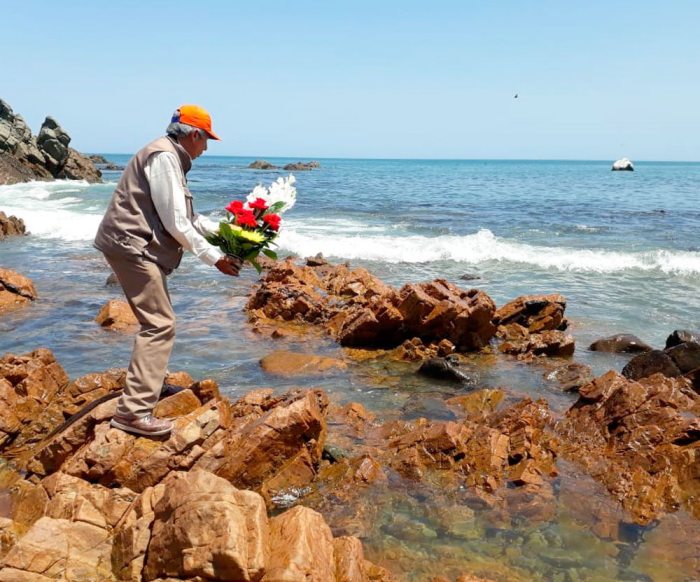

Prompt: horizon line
[{"left": 92, "top": 153, "right": 700, "bottom": 164}]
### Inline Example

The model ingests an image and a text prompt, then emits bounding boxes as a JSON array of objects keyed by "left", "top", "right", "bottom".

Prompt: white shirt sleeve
[{"left": 145, "top": 151, "right": 223, "bottom": 266}]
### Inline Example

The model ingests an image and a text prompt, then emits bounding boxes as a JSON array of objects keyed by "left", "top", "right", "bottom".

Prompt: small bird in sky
[{"left": 514, "top": 93, "right": 518, "bottom": 98}]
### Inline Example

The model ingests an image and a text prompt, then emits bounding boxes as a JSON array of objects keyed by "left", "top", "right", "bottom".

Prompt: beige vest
[{"left": 94, "top": 136, "right": 194, "bottom": 274}]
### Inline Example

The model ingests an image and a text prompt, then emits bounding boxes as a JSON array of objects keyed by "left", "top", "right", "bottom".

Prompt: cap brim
[{"left": 205, "top": 129, "right": 221, "bottom": 140}]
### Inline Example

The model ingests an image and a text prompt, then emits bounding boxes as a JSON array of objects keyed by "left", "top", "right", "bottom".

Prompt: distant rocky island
[
  {"left": 0, "top": 98, "right": 101, "bottom": 185},
  {"left": 248, "top": 159, "right": 320, "bottom": 171}
]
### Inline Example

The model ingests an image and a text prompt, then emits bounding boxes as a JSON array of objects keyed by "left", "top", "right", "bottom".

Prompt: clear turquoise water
[{"left": 1, "top": 157, "right": 699, "bottom": 580}]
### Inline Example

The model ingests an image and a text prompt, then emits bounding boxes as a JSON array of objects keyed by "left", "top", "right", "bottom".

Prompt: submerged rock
[
  {"left": 589, "top": 333, "right": 653, "bottom": 353},
  {"left": 417, "top": 357, "right": 478, "bottom": 384}
]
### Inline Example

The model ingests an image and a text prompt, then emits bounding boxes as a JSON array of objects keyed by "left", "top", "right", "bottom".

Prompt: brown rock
[
  {"left": 112, "top": 482, "right": 166, "bottom": 581},
  {"left": 0, "top": 211, "right": 26, "bottom": 239},
  {"left": 621, "top": 349, "right": 682, "bottom": 380},
  {"left": 143, "top": 470, "right": 268, "bottom": 582},
  {"left": 0, "top": 268, "right": 37, "bottom": 313},
  {"left": 196, "top": 390, "right": 328, "bottom": 495},
  {"left": 494, "top": 293, "right": 568, "bottom": 332},
  {"left": 500, "top": 330, "right": 575, "bottom": 357},
  {"left": 95, "top": 299, "right": 138, "bottom": 331},
  {"left": 333, "top": 536, "right": 366, "bottom": 582},
  {"left": 558, "top": 370, "right": 700, "bottom": 524},
  {"left": 265, "top": 505, "right": 335, "bottom": 582},
  {"left": 446, "top": 389, "right": 505, "bottom": 419},
  {"left": 0, "top": 516, "right": 113, "bottom": 581},
  {"left": 260, "top": 350, "right": 347, "bottom": 376},
  {"left": 248, "top": 260, "right": 497, "bottom": 353}
]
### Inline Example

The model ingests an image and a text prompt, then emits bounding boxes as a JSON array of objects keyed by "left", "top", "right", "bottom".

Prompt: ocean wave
[{"left": 276, "top": 228, "right": 700, "bottom": 276}]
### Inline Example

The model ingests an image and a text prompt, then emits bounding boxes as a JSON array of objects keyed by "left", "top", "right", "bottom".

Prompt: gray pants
[{"left": 104, "top": 254, "right": 175, "bottom": 418}]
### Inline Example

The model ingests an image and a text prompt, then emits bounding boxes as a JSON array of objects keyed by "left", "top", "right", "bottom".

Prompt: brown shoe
[{"left": 110, "top": 413, "right": 172, "bottom": 437}]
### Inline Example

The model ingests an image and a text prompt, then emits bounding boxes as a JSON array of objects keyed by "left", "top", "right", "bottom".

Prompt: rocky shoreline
[
  {"left": 0, "top": 99, "right": 101, "bottom": 185},
  {"left": 0, "top": 257, "right": 698, "bottom": 580}
]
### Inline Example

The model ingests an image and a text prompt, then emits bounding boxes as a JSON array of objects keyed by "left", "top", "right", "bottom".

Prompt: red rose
[
  {"left": 236, "top": 209, "right": 259, "bottom": 228},
  {"left": 249, "top": 197, "right": 269, "bottom": 210},
  {"left": 263, "top": 213, "right": 281, "bottom": 231},
  {"left": 225, "top": 200, "right": 244, "bottom": 214}
]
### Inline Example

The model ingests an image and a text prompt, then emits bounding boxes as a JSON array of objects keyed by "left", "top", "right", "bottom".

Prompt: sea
[{"left": 1, "top": 157, "right": 699, "bottom": 581}]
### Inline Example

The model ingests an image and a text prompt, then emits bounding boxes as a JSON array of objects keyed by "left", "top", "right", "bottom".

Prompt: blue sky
[{"left": 3, "top": 0, "right": 698, "bottom": 160}]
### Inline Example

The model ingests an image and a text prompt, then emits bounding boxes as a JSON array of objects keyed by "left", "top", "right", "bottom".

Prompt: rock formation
[
  {"left": 493, "top": 294, "right": 575, "bottom": 357},
  {"left": 557, "top": 370, "right": 700, "bottom": 524},
  {"left": 283, "top": 161, "right": 320, "bottom": 171},
  {"left": 247, "top": 258, "right": 497, "bottom": 354},
  {"left": 0, "top": 211, "right": 26, "bottom": 239},
  {"left": 0, "top": 268, "right": 37, "bottom": 314},
  {"left": 0, "top": 98, "right": 101, "bottom": 184},
  {"left": 612, "top": 157, "right": 634, "bottom": 171},
  {"left": 0, "top": 348, "right": 395, "bottom": 581},
  {"left": 248, "top": 160, "right": 279, "bottom": 170}
]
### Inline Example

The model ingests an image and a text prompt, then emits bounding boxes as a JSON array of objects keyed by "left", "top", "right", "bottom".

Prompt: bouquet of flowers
[{"left": 206, "top": 174, "right": 296, "bottom": 272}]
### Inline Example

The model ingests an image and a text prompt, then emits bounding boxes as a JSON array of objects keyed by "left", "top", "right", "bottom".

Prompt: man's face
[
  {"left": 190, "top": 131, "right": 209, "bottom": 159},
  {"left": 181, "top": 130, "right": 209, "bottom": 159}
]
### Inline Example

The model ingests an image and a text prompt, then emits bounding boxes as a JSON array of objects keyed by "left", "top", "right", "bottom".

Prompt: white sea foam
[
  {"left": 0, "top": 180, "right": 103, "bottom": 241},
  {"left": 276, "top": 227, "right": 700, "bottom": 276},
  {"left": 2, "top": 181, "right": 698, "bottom": 276}
]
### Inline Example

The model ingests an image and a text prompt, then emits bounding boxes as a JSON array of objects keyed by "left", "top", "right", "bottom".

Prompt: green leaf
[
  {"left": 262, "top": 249, "right": 278, "bottom": 259},
  {"left": 249, "top": 258, "right": 263, "bottom": 273}
]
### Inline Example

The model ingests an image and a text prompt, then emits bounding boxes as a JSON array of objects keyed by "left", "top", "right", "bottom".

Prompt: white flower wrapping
[{"left": 246, "top": 174, "right": 297, "bottom": 218}]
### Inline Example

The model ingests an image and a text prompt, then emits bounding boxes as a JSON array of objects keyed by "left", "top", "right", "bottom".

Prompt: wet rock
[
  {"left": 260, "top": 350, "right": 347, "bottom": 376},
  {"left": 105, "top": 272, "right": 120, "bottom": 286},
  {"left": 494, "top": 294, "right": 568, "bottom": 333},
  {"left": 666, "top": 329, "right": 700, "bottom": 349},
  {"left": 621, "top": 350, "right": 681, "bottom": 380},
  {"left": 95, "top": 298, "right": 138, "bottom": 331},
  {"left": 248, "top": 159, "right": 278, "bottom": 169},
  {"left": 0, "top": 348, "right": 70, "bottom": 449},
  {"left": 0, "top": 268, "right": 36, "bottom": 313},
  {"left": 500, "top": 330, "right": 575, "bottom": 358},
  {"left": 417, "top": 357, "right": 478, "bottom": 384},
  {"left": 283, "top": 161, "right": 320, "bottom": 171},
  {"left": 446, "top": 389, "right": 505, "bottom": 419},
  {"left": 0, "top": 211, "right": 26, "bottom": 239},
  {"left": 557, "top": 370, "right": 700, "bottom": 524},
  {"left": 589, "top": 334, "right": 653, "bottom": 353},
  {"left": 248, "top": 259, "right": 497, "bottom": 353},
  {"left": 305, "top": 252, "right": 328, "bottom": 267},
  {"left": 543, "top": 362, "right": 593, "bottom": 392},
  {"left": 665, "top": 341, "right": 700, "bottom": 374}
]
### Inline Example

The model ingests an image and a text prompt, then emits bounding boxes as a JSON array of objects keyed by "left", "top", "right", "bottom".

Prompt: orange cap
[{"left": 171, "top": 104, "right": 221, "bottom": 140}]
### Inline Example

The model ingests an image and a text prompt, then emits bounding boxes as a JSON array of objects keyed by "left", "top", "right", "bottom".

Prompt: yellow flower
[{"left": 236, "top": 229, "right": 266, "bottom": 243}]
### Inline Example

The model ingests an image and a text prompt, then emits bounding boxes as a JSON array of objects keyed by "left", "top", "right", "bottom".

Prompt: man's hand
[{"left": 215, "top": 255, "right": 242, "bottom": 276}]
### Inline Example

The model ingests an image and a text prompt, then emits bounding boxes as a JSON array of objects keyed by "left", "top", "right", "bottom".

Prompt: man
[{"left": 94, "top": 104, "right": 241, "bottom": 437}]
